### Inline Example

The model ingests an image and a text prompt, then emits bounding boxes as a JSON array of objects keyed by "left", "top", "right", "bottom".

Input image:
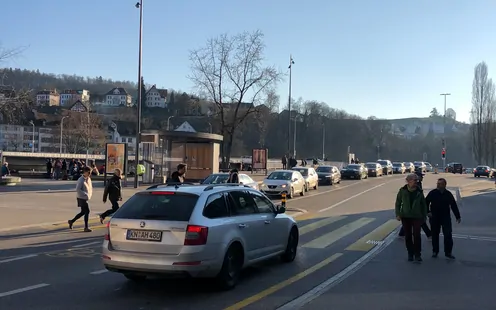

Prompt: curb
[{"left": 0, "top": 216, "right": 103, "bottom": 233}]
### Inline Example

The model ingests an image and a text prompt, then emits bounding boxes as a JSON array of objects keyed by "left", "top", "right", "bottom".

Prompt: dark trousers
[
  {"left": 71, "top": 198, "right": 90, "bottom": 228},
  {"left": 401, "top": 218, "right": 423, "bottom": 256},
  {"left": 100, "top": 200, "right": 120, "bottom": 220},
  {"left": 430, "top": 217, "right": 453, "bottom": 255},
  {"left": 282, "top": 163, "right": 287, "bottom": 169},
  {"left": 398, "top": 222, "right": 431, "bottom": 237}
]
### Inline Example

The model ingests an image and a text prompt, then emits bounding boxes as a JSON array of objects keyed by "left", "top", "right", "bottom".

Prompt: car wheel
[
  {"left": 288, "top": 187, "right": 294, "bottom": 199},
  {"left": 281, "top": 227, "right": 299, "bottom": 263},
  {"left": 216, "top": 243, "right": 243, "bottom": 290},
  {"left": 300, "top": 185, "right": 305, "bottom": 196},
  {"left": 305, "top": 183, "right": 309, "bottom": 192},
  {"left": 124, "top": 274, "right": 147, "bottom": 282},
  {"left": 358, "top": 174, "right": 362, "bottom": 180},
  {"left": 337, "top": 178, "right": 341, "bottom": 184},
  {"left": 313, "top": 182, "right": 318, "bottom": 190}
]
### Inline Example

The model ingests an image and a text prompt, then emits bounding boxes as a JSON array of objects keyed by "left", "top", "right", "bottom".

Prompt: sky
[{"left": 2, "top": 0, "right": 496, "bottom": 123}]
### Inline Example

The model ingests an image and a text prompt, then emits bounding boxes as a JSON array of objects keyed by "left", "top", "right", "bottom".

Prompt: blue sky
[{"left": 2, "top": 0, "right": 496, "bottom": 123}]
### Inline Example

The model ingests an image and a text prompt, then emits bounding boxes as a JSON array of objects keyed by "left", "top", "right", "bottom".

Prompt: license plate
[{"left": 126, "top": 229, "right": 163, "bottom": 242}]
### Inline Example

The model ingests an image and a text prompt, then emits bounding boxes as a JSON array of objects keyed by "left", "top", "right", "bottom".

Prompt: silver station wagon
[{"left": 101, "top": 183, "right": 299, "bottom": 289}]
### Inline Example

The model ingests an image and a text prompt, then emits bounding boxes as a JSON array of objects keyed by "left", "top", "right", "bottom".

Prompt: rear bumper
[{"left": 101, "top": 242, "right": 223, "bottom": 278}]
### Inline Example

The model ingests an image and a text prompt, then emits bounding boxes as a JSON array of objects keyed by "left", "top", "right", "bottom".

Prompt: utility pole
[
  {"left": 287, "top": 55, "right": 294, "bottom": 157},
  {"left": 440, "top": 93, "right": 450, "bottom": 171},
  {"left": 134, "top": 0, "right": 144, "bottom": 188},
  {"left": 322, "top": 124, "right": 325, "bottom": 160}
]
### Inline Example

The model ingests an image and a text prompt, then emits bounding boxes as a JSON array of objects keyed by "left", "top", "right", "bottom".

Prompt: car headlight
[{"left": 281, "top": 184, "right": 287, "bottom": 188}]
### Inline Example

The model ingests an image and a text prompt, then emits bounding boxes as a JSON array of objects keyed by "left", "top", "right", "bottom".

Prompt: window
[
  {"left": 127, "top": 138, "right": 132, "bottom": 142},
  {"left": 227, "top": 191, "right": 257, "bottom": 215},
  {"left": 203, "top": 193, "right": 229, "bottom": 219},
  {"left": 250, "top": 192, "right": 274, "bottom": 214},
  {"left": 113, "top": 192, "right": 199, "bottom": 221},
  {"left": 121, "top": 138, "right": 126, "bottom": 142}
]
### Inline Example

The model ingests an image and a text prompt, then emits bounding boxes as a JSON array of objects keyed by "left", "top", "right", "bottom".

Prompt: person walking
[
  {"left": 426, "top": 178, "right": 461, "bottom": 259},
  {"left": 395, "top": 173, "right": 428, "bottom": 262},
  {"left": 100, "top": 168, "right": 123, "bottom": 224},
  {"left": 68, "top": 166, "right": 93, "bottom": 232},
  {"left": 282, "top": 155, "right": 287, "bottom": 169},
  {"left": 168, "top": 163, "right": 187, "bottom": 184},
  {"left": 227, "top": 168, "right": 239, "bottom": 183}
]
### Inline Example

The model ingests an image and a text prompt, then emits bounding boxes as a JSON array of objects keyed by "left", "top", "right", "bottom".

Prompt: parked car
[
  {"left": 366, "top": 162, "right": 383, "bottom": 177},
  {"left": 464, "top": 168, "right": 474, "bottom": 174},
  {"left": 377, "top": 159, "right": 393, "bottom": 175},
  {"left": 202, "top": 173, "right": 259, "bottom": 190},
  {"left": 452, "top": 163, "right": 463, "bottom": 174},
  {"left": 392, "top": 162, "right": 406, "bottom": 174},
  {"left": 340, "top": 164, "right": 368, "bottom": 180},
  {"left": 474, "top": 165, "right": 492, "bottom": 178},
  {"left": 102, "top": 183, "right": 298, "bottom": 289},
  {"left": 315, "top": 165, "right": 341, "bottom": 185},
  {"left": 260, "top": 170, "right": 306, "bottom": 198},
  {"left": 403, "top": 162, "right": 415, "bottom": 173},
  {"left": 425, "top": 162, "right": 433, "bottom": 172},
  {"left": 413, "top": 161, "right": 427, "bottom": 173},
  {"left": 292, "top": 167, "right": 319, "bottom": 191}
]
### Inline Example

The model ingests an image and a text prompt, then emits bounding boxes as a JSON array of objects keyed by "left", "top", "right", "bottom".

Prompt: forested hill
[{"left": 0, "top": 68, "right": 138, "bottom": 96}]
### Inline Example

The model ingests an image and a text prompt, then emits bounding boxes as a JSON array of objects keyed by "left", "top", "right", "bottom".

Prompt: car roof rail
[
  {"left": 203, "top": 183, "right": 251, "bottom": 191},
  {"left": 146, "top": 182, "right": 196, "bottom": 190}
]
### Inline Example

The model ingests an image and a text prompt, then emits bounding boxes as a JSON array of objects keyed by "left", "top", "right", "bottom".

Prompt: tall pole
[
  {"left": 287, "top": 55, "right": 294, "bottom": 157},
  {"left": 293, "top": 113, "right": 297, "bottom": 157},
  {"left": 60, "top": 116, "right": 68, "bottom": 154},
  {"left": 30, "top": 121, "right": 35, "bottom": 153},
  {"left": 134, "top": 0, "right": 144, "bottom": 188},
  {"left": 86, "top": 107, "right": 90, "bottom": 163},
  {"left": 440, "top": 93, "right": 450, "bottom": 171},
  {"left": 322, "top": 124, "right": 325, "bottom": 160}
]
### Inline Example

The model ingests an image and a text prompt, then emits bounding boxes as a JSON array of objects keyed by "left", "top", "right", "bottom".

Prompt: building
[
  {"left": 36, "top": 89, "right": 60, "bottom": 106},
  {"left": 69, "top": 100, "right": 90, "bottom": 112},
  {"left": 89, "top": 94, "right": 106, "bottom": 106},
  {"left": 145, "top": 85, "right": 168, "bottom": 108},
  {"left": 108, "top": 120, "right": 139, "bottom": 155},
  {"left": 60, "top": 89, "right": 90, "bottom": 106},
  {"left": 105, "top": 88, "right": 132, "bottom": 107},
  {"left": 0, "top": 123, "right": 58, "bottom": 152}
]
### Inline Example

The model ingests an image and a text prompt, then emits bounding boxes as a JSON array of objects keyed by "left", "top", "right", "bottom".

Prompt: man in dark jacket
[
  {"left": 395, "top": 173, "right": 428, "bottom": 262},
  {"left": 282, "top": 156, "right": 287, "bottom": 169},
  {"left": 227, "top": 168, "right": 239, "bottom": 183},
  {"left": 169, "top": 163, "right": 187, "bottom": 184},
  {"left": 426, "top": 178, "right": 461, "bottom": 259},
  {"left": 100, "top": 168, "right": 123, "bottom": 223}
]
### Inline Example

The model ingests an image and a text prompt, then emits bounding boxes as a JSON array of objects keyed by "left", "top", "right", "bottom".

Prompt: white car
[
  {"left": 102, "top": 183, "right": 299, "bottom": 290},
  {"left": 260, "top": 170, "right": 306, "bottom": 198},
  {"left": 292, "top": 167, "right": 318, "bottom": 191}
]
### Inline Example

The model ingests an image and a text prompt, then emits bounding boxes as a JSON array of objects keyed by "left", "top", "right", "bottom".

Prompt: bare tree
[
  {"left": 256, "top": 89, "right": 279, "bottom": 147},
  {"left": 0, "top": 44, "right": 27, "bottom": 64},
  {"left": 470, "top": 62, "right": 495, "bottom": 164},
  {"left": 188, "top": 30, "right": 282, "bottom": 167},
  {"left": 57, "top": 112, "right": 106, "bottom": 153}
]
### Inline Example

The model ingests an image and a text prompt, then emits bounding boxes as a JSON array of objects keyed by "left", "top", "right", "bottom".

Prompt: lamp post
[
  {"left": 167, "top": 115, "right": 174, "bottom": 131},
  {"left": 29, "top": 121, "right": 35, "bottom": 153},
  {"left": 60, "top": 116, "right": 68, "bottom": 154},
  {"left": 133, "top": 0, "right": 144, "bottom": 188},
  {"left": 293, "top": 114, "right": 297, "bottom": 157},
  {"left": 287, "top": 55, "right": 294, "bottom": 157},
  {"left": 208, "top": 122, "right": 212, "bottom": 133},
  {"left": 322, "top": 124, "right": 325, "bottom": 160},
  {"left": 440, "top": 93, "right": 451, "bottom": 171}
]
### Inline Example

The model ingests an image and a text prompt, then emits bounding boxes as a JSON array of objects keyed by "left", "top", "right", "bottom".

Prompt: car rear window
[{"left": 112, "top": 192, "right": 199, "bottom": 221}]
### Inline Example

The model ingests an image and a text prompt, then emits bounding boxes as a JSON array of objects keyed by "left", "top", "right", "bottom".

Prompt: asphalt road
[{"left": 0, "top": 173, "right": 490, "bottom": 310}]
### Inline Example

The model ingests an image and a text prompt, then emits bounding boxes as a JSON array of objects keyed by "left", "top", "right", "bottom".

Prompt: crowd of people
[{"left": 45, "top": 158, "right": 100, "bottom": 180}]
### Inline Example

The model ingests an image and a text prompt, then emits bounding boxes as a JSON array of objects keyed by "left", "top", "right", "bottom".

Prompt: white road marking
[
  {"left": 72, "top": 241, "right": 101, "bottom": 248},
  {"left": 318, "top": 183, "right": 386, "bottom": 212},
  {"left": 90, "top": 269, "right": 108, "bottom": 275},
  {"left": 276, "top": 223, "right": 399, "bottom": 309},
  {"left": 0, "top": 254, "right": 38, "bottom": 264},
  {"left": 0, "top": 283, "right": 50, "bottom": 298}
]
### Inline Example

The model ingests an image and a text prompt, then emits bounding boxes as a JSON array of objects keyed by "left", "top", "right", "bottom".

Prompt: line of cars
[{"left": 340, "top": 160, "right": 433, "bottom": 180}]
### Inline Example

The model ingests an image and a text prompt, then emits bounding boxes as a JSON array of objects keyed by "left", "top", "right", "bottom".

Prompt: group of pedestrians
[
  {"left": 46, "top": 158, "right": 100, "bottom": 180},
  {"left": 395, "top": 173, "right": 461, "bottom": 262}
]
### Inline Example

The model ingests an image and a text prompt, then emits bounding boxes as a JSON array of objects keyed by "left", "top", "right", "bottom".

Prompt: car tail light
[
  {"left": 184, "top": 225, "right": 208, "bottom": 246},
  {"left": 150, "top": 191, "right": 174, "bottom": 195},
  {"left": 104, "top": 221, "right": 110, "bottom": 241},
  {"left": 486, "top": 170, "right": 489, "bottom": 173}
]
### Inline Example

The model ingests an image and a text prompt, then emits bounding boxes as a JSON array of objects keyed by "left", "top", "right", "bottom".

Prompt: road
[{"left": 0, "top": 173, "right": 492, "bottom": 309}]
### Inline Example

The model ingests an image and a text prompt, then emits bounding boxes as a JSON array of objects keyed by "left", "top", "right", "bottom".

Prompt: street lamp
[
  {"left": 207, "top": 122, "right": 212, "bottom": 133},
  {"left": 440, "top": 93, "right": 451, "bottom": 170},
  {"left": 167, "top": 115, "right": 174, "bottom": 131},
  {"left": 133, "top": 0, "right": 144, "bottom": 188},
  {"left": 287, "top": 55, "right": 294, "bottom": 157},
  {"left": 29, "top": 120, "right": 35, "bottom": 153},
  {"left": 293, "top": 113, "right": 297, "bottom": 157},
  {"left": 60, "top": 116, "right": 68, "bottom": 154},
  {"left": 322, "top": 123, "right": 325, "bottom": 160}
]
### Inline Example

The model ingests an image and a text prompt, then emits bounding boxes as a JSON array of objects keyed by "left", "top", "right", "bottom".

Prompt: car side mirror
[{"left": 276, "top": 205, "right": 286, "bottom": 214}]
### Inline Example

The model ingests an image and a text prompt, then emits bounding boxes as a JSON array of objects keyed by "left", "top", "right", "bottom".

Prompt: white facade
[
  {"left": 145, "top": 85, "right": 167, "bottom": 108},
  {"left": 0, "top": 124, "right": 57, "bottom": 152},
  {"left": 106, "top": 88, "right": 132, "bottom": 107},
  {"left": 60, "top": 89, "right": 90, "bottom": 106}
]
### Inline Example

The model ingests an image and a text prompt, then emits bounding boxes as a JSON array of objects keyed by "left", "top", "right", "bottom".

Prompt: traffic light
[{"left": 442, "top": 148, "right": 446, "bottom": 159}]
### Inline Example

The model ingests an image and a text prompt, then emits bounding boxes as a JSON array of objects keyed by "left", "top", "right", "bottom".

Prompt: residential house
[
  {"left": 105, "top": 87, "right": 132, "bottom": 107},
  {"left": 69, "top": 100, "right": 90, "bottom": 112},
  {"left": 108, "top": 120, "right": 139, "bottom": 155},
  {"left": 145, "top": 85, "right": 168, "bottom": 108},
  {"left": 36, "top": 89, "right": 60, "bottom": 106},
  {"left": 0, "top": 122, "right": 57, "bottom": 152},
  {"left": 60, "top": 89, "right": 90, "bottom": 106}
]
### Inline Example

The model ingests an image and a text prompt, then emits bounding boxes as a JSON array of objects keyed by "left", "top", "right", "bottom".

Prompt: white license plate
[{"left": 126, "top": 229, "right": 163, "bottom": 242}]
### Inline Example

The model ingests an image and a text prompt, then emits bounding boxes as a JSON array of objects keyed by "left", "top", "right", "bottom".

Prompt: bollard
[
  {"left": 281, "top": 193, "right": 287, "bottom": 206},
  {"left": 434, "top": 167, "right": 438, "bottom": 174}
]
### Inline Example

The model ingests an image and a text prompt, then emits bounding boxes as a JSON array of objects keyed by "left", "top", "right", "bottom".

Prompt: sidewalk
[{"left": 297, "top": 186, "right": 496, "bottom": 310}]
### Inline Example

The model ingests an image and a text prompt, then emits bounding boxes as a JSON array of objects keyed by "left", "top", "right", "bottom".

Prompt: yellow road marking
[
  {"left": 346, "top": 219, "right": 400, "bottom": 251},
  {"left": 302, "top": 217, "right": 375, "bottom": 249},
  {"left": 294, "top": 212, "right": 316, "bottom": 221},
  {"left": 299, "top": 216, "right": 347, "bottom": 235},
  {"left": 223, "top": 253, "right": 343, "bottom": 310}
]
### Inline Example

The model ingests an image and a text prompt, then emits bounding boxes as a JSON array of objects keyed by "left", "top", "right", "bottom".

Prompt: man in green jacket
[{"left": 395, "top": 173, "right": 428, "bottom": 262}]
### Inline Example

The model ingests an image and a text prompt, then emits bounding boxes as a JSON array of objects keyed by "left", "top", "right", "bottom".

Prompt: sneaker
[
  {"left": 68, "top": 220, "right": 73, "bottom": 230},
  {"left": 83, "top": 228, "right": 92, "bottom": 232},
  {"left": 99, "top": 216, "right": 104, "bottom": 224},
  {"left": 415, "top": 255, "right": 423, "bottom": 262},
  {"left": 408, "top": 254, "right": 414, "bottom": 261},
  {"left": 445, "top": 254, "right": 456, "bottom": 260},
  {"left": 432, "top": 252, "right": 438, "bottom": 258}
]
